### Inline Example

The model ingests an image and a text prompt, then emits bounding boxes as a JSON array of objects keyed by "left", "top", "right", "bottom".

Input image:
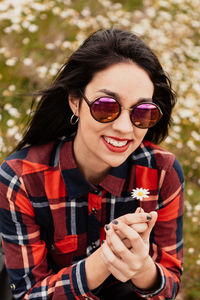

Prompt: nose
[{"left": 111, "top": 109, "right": 133, "bottom": 134}]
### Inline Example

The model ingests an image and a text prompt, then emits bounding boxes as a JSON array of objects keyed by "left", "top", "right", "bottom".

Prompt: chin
[{"left": 107, "top": 158, "right": 127, "bottom": 168}]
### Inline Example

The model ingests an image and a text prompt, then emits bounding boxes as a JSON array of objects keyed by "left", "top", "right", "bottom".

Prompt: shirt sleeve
[
  {"left": 0, "top": 161, "right": 98, "bottom": 300},
  {"left": 134, "top": 157, "right": 184, "bottom": 299}
]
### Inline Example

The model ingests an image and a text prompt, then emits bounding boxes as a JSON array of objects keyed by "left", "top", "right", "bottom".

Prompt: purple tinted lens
[
  {"left": 131, "top": 103, "right": 161, "bottom": 128},
  {"left": 91, "top": 97, "right": 120, "bottom": 122}
]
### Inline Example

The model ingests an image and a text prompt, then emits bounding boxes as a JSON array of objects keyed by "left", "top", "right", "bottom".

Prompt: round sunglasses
[{"left": 80, "top": 91, "right": 163, "bottom": 129}]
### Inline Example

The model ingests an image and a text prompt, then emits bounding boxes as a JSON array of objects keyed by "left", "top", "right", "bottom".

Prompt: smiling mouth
[{"left": 103, "top": 136, "right": 129, "bottom": 147}]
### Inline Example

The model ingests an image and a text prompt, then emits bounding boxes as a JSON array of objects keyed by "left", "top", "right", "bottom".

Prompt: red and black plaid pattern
[{"left": 0, "top": 136, "right": 184, "bottom": 299}]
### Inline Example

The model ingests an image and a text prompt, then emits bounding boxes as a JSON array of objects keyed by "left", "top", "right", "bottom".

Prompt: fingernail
[
  {"left": 147, "top": 215, "right": 152, "bottom": 220},
  {"left": 105, "top": 224, "right": 110, "bottom": 231},
  {"left": 112, "top": 219, "right": 118, "bottom": 225}
]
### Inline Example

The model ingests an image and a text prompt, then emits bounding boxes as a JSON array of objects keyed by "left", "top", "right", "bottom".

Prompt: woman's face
[{"left": 70, "top": 62, "right": 154, "bottom": 177}]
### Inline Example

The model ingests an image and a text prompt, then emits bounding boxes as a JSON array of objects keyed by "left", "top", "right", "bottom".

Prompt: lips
[{"left": 102, "top": 136, "right": 132, "bottom": 153}]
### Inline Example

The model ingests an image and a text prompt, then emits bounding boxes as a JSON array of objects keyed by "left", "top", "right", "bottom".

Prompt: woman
[{"left": 0, "top": 28, "right": 184, "bottom": 299}]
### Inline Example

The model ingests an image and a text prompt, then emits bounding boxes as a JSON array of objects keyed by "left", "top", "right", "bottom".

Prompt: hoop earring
[{"left": 70, "top": 113, "right": 79, "bottom": 125}]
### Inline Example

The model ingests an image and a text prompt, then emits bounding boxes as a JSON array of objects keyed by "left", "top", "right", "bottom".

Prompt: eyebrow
[
  {"left": 96, "top": 88, "right": 153, "bottom": 106},
  {"left": 97, "top": 89, "right": 119, "bottom": 99}
]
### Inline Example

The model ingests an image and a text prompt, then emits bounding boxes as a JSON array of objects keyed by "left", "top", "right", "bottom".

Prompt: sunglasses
[{"left": 80, "top": 91, "right": 163, "bottom": 129}]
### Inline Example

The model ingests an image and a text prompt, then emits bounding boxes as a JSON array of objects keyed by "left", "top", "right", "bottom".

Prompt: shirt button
[
  {"left": 93, "top": 189, "right": 99, "bottom": 194},
  {"left": 92, "top": 207, "right": 97, "bottom": 215},
  {"left": 50, "top": 244, "right": 55, "bottom": 251},
  {"left": 10, "top": 283, "right": 16, "bottom": 291},
  {"left": 91, "top": 242, "right": 96, "bottom": 249}
]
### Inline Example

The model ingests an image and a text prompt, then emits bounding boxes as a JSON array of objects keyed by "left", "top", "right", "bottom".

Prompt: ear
[{"left": 68, "top": 94, "right": 80, "bottom": 117}]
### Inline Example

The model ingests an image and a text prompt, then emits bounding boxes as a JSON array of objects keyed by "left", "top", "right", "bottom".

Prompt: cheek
[
  {"left": 134, "top": 128, "right": 148, "bottom": 140},
  {"left": 78, "top": 105, "right": 94, "bottom": 130},
  {"left": 80, "top": 104, "right": 111, "bottom": 132},
  {"left": 79, "top": 109, "right": 107, "bottom": 138}
]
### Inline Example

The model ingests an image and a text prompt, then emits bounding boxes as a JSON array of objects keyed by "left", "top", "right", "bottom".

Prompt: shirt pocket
[{"left": 50, "top": 235, "right": 78, "bottom": 268}]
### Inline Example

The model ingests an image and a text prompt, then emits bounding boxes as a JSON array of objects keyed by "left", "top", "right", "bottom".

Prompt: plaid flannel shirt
[{"left": 0, "top": 135, "right": 184, "bottom": 300}]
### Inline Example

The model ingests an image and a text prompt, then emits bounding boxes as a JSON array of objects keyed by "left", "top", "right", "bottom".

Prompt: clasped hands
[{"left": 101, "top": 207, "right": 158, "bottom": 286}]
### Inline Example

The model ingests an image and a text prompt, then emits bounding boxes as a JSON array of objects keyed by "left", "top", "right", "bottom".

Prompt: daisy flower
[{"left": 131, "top": 188, "right": 150, "bottom": 201}]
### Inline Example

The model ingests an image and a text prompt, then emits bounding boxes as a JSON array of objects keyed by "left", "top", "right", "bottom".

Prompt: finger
[
  {"left": 116, "top": 221, "right": 148, "bottom": 237},
  {"left": 111, "top": 221, "right": 147, "bottom": 257},
  {"left": 117, "top": 212, "right": 152, "bottom": 225},
  {"left": 122, "top": 238, "right": 132, "bottom": 249},
  {"left": 130, "top": 222, "right": 148, "bottom": 233},
  {"left": 101, "top": 241, "right": 129, "bottom": 282},
  {"left": 135, "top": 207, "right": 144, "bottom": 213},
  {"left": 104, "top": 263, "right": 129, "bottom": 282},
  {"left": 115, "top": 229, "right": 125, "bottom": 240},
  {"left": 105, "top": 224, "right": 134, "bottom": 260},
  {"left": 108, "top": 210, "right": 149, "bottom": 240},
  {"left": 105, "top": 225, "right": 125, "bottom": 257},
  {"left": 141, "top": 211, "right": 158, "bottom": 240}
]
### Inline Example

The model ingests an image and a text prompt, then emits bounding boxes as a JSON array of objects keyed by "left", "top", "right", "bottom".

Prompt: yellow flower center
[{"left": 137, "top": 192, "right": 144, "bottom": 196}]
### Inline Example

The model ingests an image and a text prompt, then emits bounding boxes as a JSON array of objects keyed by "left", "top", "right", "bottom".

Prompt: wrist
[
  {"left": 85, "top": 247, "right": 110, "bottom": 290},
  {"left": 131, "top": 256, "right": 160, "bottom": 291}
]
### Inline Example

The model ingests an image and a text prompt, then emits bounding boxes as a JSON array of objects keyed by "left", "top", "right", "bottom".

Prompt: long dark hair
[{"left": 14, "top": 28, "right": 176, "bottom": 151}]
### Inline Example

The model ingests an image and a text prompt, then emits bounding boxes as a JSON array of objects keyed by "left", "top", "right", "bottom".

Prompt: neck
[
  {"left": 77, "top": 158, "right": 110, "bottom": 185},
  {"left": 73, "top": 141, "right": 110, "bottom": 185},
  {"left": 84, "top": 168, "right": 109, "bottom": 185}
]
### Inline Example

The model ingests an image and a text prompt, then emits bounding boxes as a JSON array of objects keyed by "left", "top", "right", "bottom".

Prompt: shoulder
[
  {"left": 130, "top": 140, "right": 180, "bottom": 172},
  {"left": 0, "top": 141, "right": 57, "bottom": 178}
]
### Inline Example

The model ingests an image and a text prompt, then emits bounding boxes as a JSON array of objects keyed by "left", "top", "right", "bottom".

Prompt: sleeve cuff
[
  {"left": 70, "top": 259, "right": 99, "bottom": 299},
  {"left": 130, "top": 263, "right": 166, "bottom": 298}
]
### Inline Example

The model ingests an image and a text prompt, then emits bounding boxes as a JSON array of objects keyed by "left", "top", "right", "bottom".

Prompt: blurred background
[{"left": 0, "top": 0, "right": 199, "bottom": 299}]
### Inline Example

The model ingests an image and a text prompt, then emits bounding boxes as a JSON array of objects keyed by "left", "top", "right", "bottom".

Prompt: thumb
[
  {"left": 135, "top": 207, "right": 144, "bottom": 214},
  {"left": 141, "top": 211, "right": 158, "bottom": 240}
]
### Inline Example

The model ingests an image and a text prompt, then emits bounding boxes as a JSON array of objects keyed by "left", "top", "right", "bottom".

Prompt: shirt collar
[{"left": 58, "top": 136, "right": 129, "bottom": 198}]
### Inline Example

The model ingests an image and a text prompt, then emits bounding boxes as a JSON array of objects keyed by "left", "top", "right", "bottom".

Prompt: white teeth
[{"left": 104, "top": 137, "right": 128, "bottom": 147}]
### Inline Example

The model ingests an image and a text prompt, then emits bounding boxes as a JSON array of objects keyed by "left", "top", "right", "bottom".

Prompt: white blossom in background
[
  {"left": 49, "top": 63, "right": 61, "bottom": 76},
  {"left": 8, "top": 107, "right": 20, "bottom": 118},
  {"left": 36, "top": 66, "right": 48, "bottom": 78},
  {"left": 23, "top": 58, "right": 33, "bottom": 66},
  {"left": 7, "top": 119, "right": 15, "bottom": 127},
  {"left": 7, "top": 126, "right": 20, "bottom": 137},
  {"left": 46, "top": 43, "right": 56, "bottom": 50},
  {"left": 22, "top": 37, "right": 30, "bottom": 44},
  {"left": 5, "top": 57, "right": 18, "bottom": 66},
  {"left": 14, "top": 132, "right": 23, "bottom": 141},
  {"left": 188, "top": 248, "right": 195, "bottom": 254},
  {"left": 0, "top": 137, "right": 6, "bottom": 153},
  {"left": 8, "top": 85, "right": 16, "bottom": 92},
  {"left": 187, "top": 189, "right": 194, "bottom": 196},
  {"left": 196, "top": 260, "right": 200, "bottom": 266},
  {"left": 4, "top": 103, "right": 20, "bottom": 117},
  {"left": 194, "top": 204, "right": 200, "bottom": 213},
  {"left": 191, "top": 131, "right": 200, "bottom": 141},
  {"left": 186, "top": 140, "right": 197, "bottom": 152},
  {"left": 28, "top": 24, "right": 38, "bottom": 32}
]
